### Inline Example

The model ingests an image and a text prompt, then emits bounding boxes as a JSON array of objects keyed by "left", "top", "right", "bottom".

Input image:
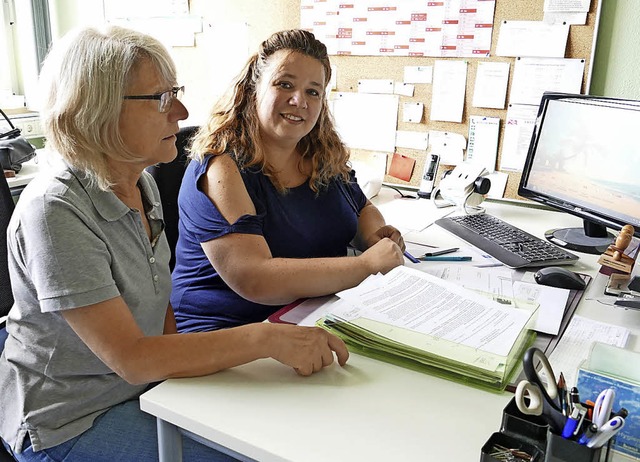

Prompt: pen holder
[
  {"left": 544, "top": 429, "right": 602, "bottom": 462},
  {"left": 481, "top": 398, "right": 611, "bottom": 462}
]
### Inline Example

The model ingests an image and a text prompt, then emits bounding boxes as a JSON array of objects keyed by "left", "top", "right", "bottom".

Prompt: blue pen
[
  {"left": 420, "top": 256, "right": 472, "bottom": 262},
  {"left": 403, "top": 251, "right": 420, "bottom": 264},
  {"left": 562, "top": 407, "right": 581, "bottom": 439},
  {"left": 578, "top": 423, "right": 599, "bottom": 445}
]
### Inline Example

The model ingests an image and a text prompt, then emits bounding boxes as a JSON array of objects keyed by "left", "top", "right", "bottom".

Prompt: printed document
[{"left": 333, "top": 266, "right": 532, "bottom": 357}]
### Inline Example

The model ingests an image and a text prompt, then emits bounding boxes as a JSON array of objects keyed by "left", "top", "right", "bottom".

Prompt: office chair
[
  {"left": 0, "top": 173, "right": 14, "bottom": 350},
  {"left": 0, "top": 174, "right": 16, "bottom": 461},
  {"left": 146, "top": 126, "right": 198, "bottom": 270}
]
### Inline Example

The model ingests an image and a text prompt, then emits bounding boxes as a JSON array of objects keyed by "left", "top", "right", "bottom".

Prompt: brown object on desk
[
  {"left": 597, "top": 225, "right": 637, "bottom": 275},
  {"left": 3, "top": 169, "right": 15, "bottom": 178},
  {"left": 612, "top": 225, "right": 634, "bottom": 260}
]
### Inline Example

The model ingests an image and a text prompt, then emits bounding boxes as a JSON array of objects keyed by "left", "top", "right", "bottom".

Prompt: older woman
[
  {"left": 171, "top": 29, "right": 405, "bottom": 333},
  {"left": 0, "top": 26, "right": 348, "bottom": 462}
]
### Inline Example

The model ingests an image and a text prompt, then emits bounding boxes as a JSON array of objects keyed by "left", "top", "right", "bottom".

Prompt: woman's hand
[
  {"left": 266, "top": 324, "right": 350, "bottom": 376},
  {"left": 365, "top": 225, "right": 405, "bottom": 251},
  {"left": 359, "top": 237, "right": 404, "bottom": 275}
]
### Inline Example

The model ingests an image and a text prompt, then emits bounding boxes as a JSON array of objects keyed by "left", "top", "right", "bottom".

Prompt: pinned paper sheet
[
  {"left": 395, "top": 130, "right": 429, "bottom": 151},
  {"left": 500, "top": 104, "right": 538, "bottom": 172},
  {"left": 429, "top": 131, "right": 466, "bottom": 166},
  {"left": 402, "top": 102, "right": 423, "bottom": 123},
  {"left": 358, "top": 79, "right": 394, "bottom": 94},
  {"left": 330, "top": 92, "right": 399, "bottom": 153},
  {"left": 485, "top": 171, "right": 509, "bottom": 199},
  {"left": 329, "top": 65, "right": 337, "bottom": 90},
  {"left": 543, "top": 0, "right": 589, "bottom": 25},
  {"left": 544, "top": 11, "right": 587, "bottom": 25},
  {"left": 509, "top": 57, "right": 585, "bottom": 106},
  {"left": 394, "top": 82, "right": 414, "bottom": 97},
  {"left": 388, "top": 153, "right": 416, "bottom": 182},
  {"left": 467, "top": 116, "right": 500, "bottom": 172},
  {"left": 350, "top": 152, "right": 387, "bottom": 199},
  {"left": 473, "top": 62, "right": 510, "bottom": 109},
  {"left": 431, "top": 60, "right": 467, "bottom": 123},
  {"left": 403, "top": 65, "right": 432, "bottom": 84},
  {"left": 496, "top": 21, "right": 569, "bottom": 58}
]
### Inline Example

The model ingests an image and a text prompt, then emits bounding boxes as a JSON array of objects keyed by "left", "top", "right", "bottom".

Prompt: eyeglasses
[{"left": 123, "top": 86, "right": 184, "bottom": 113}]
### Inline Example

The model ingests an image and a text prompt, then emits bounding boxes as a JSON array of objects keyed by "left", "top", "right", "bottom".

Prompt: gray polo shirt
[{"left": 0, "top": 165, "right": 171, "bottom": 453}]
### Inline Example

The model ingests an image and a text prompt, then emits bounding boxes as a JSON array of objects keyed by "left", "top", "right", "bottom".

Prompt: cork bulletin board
[{"left": 318, "top": 0, "right": 600, "bottom": 200}]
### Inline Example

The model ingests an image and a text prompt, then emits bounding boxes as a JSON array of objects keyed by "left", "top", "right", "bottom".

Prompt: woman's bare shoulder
[{"left": 202, "top": 154, "right": 255, "bottom": 216}]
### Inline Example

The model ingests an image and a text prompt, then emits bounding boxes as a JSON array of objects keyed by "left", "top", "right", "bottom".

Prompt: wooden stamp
[{"left": 598, "top": 225, "right": 637, "bottom": 275}]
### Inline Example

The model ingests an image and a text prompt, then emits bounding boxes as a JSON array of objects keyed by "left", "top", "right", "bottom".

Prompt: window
[{"left": 0, "top": 0, "right": 51, "bottom": 111}]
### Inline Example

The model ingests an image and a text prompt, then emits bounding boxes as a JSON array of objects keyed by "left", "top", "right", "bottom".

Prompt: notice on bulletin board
[{"left": 300, "top": 0, "right": 496, "bottom": 57}]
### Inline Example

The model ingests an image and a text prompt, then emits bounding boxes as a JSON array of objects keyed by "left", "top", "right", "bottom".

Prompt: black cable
[
  {"left": 382, "top": 184, "right": 418, "bottom": 199},
  {"left": 0, "top": 108, "right": 20, "bottom": 140}
]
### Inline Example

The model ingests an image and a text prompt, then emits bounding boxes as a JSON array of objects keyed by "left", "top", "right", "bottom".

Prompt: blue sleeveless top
[{"left": 171, "top": 154, "right": 367, "bottom": 331}]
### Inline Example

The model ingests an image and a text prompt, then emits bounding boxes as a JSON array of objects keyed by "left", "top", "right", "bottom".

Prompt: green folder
[{"left": 319, "top": 315, "right": 536, "bottom": 392}]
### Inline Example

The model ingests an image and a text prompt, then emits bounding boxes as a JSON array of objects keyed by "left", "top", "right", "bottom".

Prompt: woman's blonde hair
[
  {"left": 190, "top": 29, "right": 350, "bottom": 193},
  {"left": 39, "top": 25, "right": 177, "bottom": 190}
]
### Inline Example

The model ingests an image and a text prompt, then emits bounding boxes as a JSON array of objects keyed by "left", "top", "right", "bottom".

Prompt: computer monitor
[{"left": 518, "top": 92, "right": 640, "bottom": 255}]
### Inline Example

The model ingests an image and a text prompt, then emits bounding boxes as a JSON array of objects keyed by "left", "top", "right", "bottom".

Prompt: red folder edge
[{"left": 267, "top": 299, "right": 307, "bottom": 324}]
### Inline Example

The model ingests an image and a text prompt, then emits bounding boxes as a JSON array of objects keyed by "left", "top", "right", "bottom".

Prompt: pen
[
  {"left": 403, "top": 251, "right": 420, "bottom": 264},
  {"left": 420, "top": 256, "right": 472, "bottom": 262},
  {"left": 613, "top": 407, "right": 629, "bottom": 419},
  {"left": 587, "top": 416, "right": 626, "bottom": 448},
  {"left": 423, "top": 247, "right": 459, "bottom": 257},
  {"left": 593, "top": 388, "right": 615, "bottom": 428},
  {"left": 578, "top": 423, "right": 599, "bottom": 445},
  {"left": 572, "top": 404, "right": 588, "bottom": 437},
  {"left": 585, "top": 399, "right": 595, "bottom": 421},
  {"left": 569, "top": 386, "right": 580, "bottom": 415},
  {"left": 561, "top": 407, "right": 581, "bottom": 439},
  {"left": 557, "top": 373, "right": 567, "bottom": 416}
]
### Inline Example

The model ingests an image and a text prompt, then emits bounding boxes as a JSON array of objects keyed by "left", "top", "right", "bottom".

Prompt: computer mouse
[{"left": 534, "top": 266, "right": 586, "bottom": 290}]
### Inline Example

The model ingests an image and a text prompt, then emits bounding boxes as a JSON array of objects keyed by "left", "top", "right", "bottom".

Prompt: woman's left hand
[{"left": 366, "top": 225, "right": 405, "bottom": 250}]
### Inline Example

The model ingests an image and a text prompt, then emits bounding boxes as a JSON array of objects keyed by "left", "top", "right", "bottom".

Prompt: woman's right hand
[
  {"left": 359, "top": 237, "right": 404, "bottom": 275},
  {"left": 266, "top": 324, "right": 349, "bottom": 376}
]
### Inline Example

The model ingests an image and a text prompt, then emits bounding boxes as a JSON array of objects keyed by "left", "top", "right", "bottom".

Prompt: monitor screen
[{"left": 518, "top": 92, "right": 640, "bottom": 254}]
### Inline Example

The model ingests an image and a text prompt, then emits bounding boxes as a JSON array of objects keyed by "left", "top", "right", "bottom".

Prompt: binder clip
[{"left": 431, "top": 163, "right": 491, "bottom": 215}]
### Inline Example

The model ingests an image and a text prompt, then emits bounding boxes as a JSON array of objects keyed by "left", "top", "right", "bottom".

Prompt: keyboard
[{"left": 435, "top": 214, "right": 579, "bottom": 269}]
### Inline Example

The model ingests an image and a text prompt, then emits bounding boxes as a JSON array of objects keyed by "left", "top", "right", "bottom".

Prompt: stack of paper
[{"left": 318, "top": 266, "right": 536, "bottom": 392}]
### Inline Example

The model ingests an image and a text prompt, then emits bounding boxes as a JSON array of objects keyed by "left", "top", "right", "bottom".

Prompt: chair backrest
[
  {"left": 0, "top": 173, "right": 15, "bottom": 319},
  {"left": 146, "top": 126, "right": 198, "bottom": 270}
]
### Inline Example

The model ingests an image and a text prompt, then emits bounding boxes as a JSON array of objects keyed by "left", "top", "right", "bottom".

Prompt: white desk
[
  {"left": 6, "top": 157, "right": 40, "bottom": 190},
  {"left": 140, "top": 189, "right": 640, "bottom": 462}
]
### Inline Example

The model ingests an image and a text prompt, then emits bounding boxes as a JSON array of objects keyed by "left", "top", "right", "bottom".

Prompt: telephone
[{"left": 431, "top": 163, "right": 491, "bottom": 213}]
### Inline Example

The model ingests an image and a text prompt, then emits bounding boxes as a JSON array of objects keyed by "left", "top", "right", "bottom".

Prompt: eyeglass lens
[{"left": 159, "top": 87, "right": 184, "bottom": 113}]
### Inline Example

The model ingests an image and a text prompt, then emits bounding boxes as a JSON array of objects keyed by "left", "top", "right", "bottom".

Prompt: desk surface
[
  {"left": 141, "top": 189, "right": 640, "bottom": 462},
  {"left": 6, "top": 157, "right": 40, "bottom": 189}
]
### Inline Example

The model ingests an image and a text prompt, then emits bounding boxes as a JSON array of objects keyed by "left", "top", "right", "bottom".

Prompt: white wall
[
  {"left": 48, "top": 0, "right": 299, "bottom": 125},
  {"left": 49, "top": 0, "right": 104, "bottom": 38},
  {"left": 590, "top": 0, "right": 640, "bottom": 99},
  {"left": 171, "top": 0, "right": 299, "bottom": 124}
]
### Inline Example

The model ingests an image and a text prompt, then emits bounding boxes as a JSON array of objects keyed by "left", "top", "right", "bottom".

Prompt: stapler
[
  {"left": 628, "top": 276, "right": 640, "bottom": 294},
  {"left": 614, "top": 293, "right": 640, "bottom": 310}
]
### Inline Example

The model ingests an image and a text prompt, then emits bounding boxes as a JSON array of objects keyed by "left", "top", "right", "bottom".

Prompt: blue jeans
[
  {"left": 0, "top": 327, "right": 8, "bottom": 352},
  {"left": 4, "top": 400, "right": 237, "bottom": 462}
]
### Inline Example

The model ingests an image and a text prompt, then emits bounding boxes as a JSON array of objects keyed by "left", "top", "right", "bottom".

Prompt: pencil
[
  {"left": 558, "top": 373, "right": 567, "bottom": 416},
  {"left": 403, "top": 251, "right": 420, "bottom": 264}
]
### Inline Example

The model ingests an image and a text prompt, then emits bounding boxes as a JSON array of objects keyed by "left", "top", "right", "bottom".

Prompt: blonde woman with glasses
[{"left": 0, "top": 26, "right": 348, "bottom": 462}]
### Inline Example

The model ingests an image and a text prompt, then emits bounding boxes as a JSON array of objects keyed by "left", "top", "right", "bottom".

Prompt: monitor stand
[{"left": 545, "top": 223, "right": 614, "bottom": 255}]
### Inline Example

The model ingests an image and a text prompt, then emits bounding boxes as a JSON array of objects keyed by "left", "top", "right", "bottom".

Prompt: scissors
[
  {"left": 514, "top": 347, "right": 566, "bottom": 433},
  {"left": 592, "top": 388, "right": 615, "bottom": 428}
]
